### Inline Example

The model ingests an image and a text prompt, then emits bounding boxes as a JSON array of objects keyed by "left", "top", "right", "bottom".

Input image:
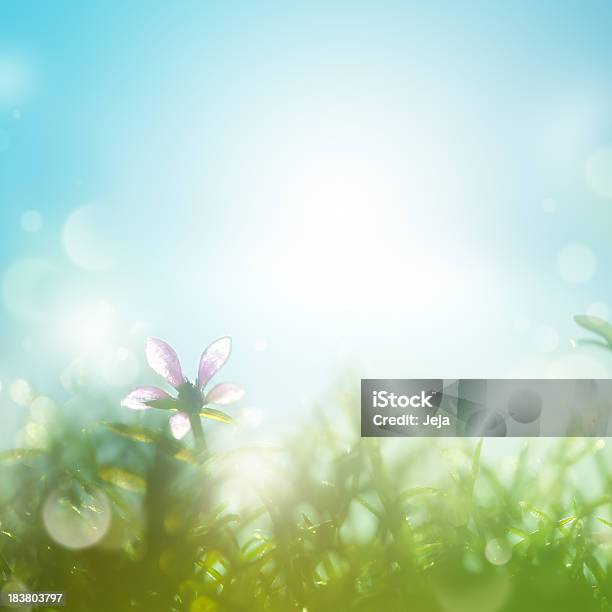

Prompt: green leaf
[
  {"left": 105, "top": 422, "right": 200, "bottom": 463},
  {"left": 574, "top": 315, "right": 612, "bottom": 346},
  {"left": 199, "top": 406, "right": 235, "bottom": 424},
  {"left": 585, "top": 555, "right": 607, "bottom": 585},
  {"left": 0, "top": 530, "right": 17, "bottom": 541},
  {"left": 103, "top": 422, "right": 159, "bottom": 444},
  {"left": 508, "top": 526, "right": 530, "bottom": 540},
  {"left": 415, "top": 542, "right": 443, "bottom": 555},
  {"left": 519, "top": 501, "right": 552, "bottom": 523},
  {"left": 0, "top": 448, "right": 43, "bottom": 462},
  {"left": 173, "top": 448, "right": 198, "bottom": 464},
  {"left": 596, "top": 517, "right": 612, "bottom": 527},
  {"left": 301, "top": 513, "right": 313, "bottom": 527},
  {"left": 355, "top": 495, "right": 382, "bottom": 519},
  {"left": 98, "top": 467, "right": 146, "bottom": 493},
  {"left": 398, "top": 486, "right": 442, "bottom": 502}
]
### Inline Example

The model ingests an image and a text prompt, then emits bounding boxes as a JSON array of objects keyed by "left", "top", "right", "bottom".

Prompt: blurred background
[
  {"left": 2, "top": 0, "right": 612, "bottom": 444},
  {"left": 4, "top": 4, "right": 612, "bottom": 611}
]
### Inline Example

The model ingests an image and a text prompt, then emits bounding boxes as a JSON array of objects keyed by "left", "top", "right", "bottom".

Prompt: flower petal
[
  {"left": 197, "top": 336, "right": 232, "bottom": 390},
  {"left": 121, "top": 386, "right": 171, "bottom": 410},
  {"left": 146, "top": 338, "right": 184, "bottom": 388},
  {"left": 204, "top": 382, "right": 244, "bottom": 406},
  {"left": 169, "top": 411, "right": 191, "bottom": 440}
]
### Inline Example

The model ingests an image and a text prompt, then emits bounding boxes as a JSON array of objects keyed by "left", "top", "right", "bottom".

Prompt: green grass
[{"left": 1, "top": 383, "right": 612, "bottom": 612}]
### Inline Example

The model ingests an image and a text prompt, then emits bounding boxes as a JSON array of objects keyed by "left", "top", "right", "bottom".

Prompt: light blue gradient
[{"left": 1, "top": 1, "right": 612, "bottom": 442}]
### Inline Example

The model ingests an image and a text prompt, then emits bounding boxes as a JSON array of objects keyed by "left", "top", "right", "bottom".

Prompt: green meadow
[{"left": 1, "top": 365, "right": 612, "bottom": 611}]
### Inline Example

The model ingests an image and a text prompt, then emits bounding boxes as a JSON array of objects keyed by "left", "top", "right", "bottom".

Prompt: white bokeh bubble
[
  {"left": 2, "top": 257, "right": 60, "bottom": 323},
  {"left": 22, "top": 421, "right": 48, "bottom": 448},
  {"left": 63, "top": 205, "right": 117, "bottom": 271},
  {"left": 21, "top": 209, "right": 43, "bottom": 233},
  {"left": 586, "top": 301, "right": 610, "bottom": 322},
  {"left": 9, "top": 378, "right": 35, "bottom": 406},
  {"left": 556, "top": 244, "right": 597, "bottom": 284},
  {"left": 585, "top": 146, "right": 612, "bottom": 199},
  {"left": 30, "top": 396, "right": 58, "bottom": 424},
  {"left": 485, "top": 538, "right": 512, "bottom": 566},
  {"left": 43, "top": 485, "right": 111, "bottom": 550}
]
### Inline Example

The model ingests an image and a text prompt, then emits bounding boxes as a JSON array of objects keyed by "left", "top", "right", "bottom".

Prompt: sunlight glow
[{"left": 63, "top": 301, "right": 116, "bottom": 352}]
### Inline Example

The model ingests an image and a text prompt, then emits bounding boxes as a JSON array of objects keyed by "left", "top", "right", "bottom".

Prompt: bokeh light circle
[
  {"left": 485, "top": 538, "right": 512, "bottom": 566},
  {"left": 63, "top": 205, "right": 117, "bottom": 271},
  {"left": 22, "top": 421, "right": 48, "bottom": 448},
  {"left": 30, "top": 395, "right": 58, "bottom": 424},
  {"left": 9, "top": 378, "right": 35, "bottom": 406},
  {"left": 585, "top": 146, "right": 612, "bottom": 198},
  {"left": 43, "top": 485, "right": 111, "bottom": 550},
  {"left": 556, "top": 243, "right": 597, "bottom": 284}
]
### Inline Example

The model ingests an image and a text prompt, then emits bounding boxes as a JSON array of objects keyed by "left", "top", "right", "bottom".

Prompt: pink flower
[{"left": 121, "top": 337, "right": 244, "bottom": 439}]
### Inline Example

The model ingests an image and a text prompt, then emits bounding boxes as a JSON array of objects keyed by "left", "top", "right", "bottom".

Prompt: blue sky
[{"left": 2, "top": 1, "right": 612, "bottom": 441}]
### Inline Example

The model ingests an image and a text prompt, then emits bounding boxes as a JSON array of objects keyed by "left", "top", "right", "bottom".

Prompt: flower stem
[{"left": 189, "top": 413, "right": 207, "bottom": 456}]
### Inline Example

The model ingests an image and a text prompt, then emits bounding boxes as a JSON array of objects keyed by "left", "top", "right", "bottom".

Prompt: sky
[{"left": 1, "top": 1, "right": 612, "bottom": 442}]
